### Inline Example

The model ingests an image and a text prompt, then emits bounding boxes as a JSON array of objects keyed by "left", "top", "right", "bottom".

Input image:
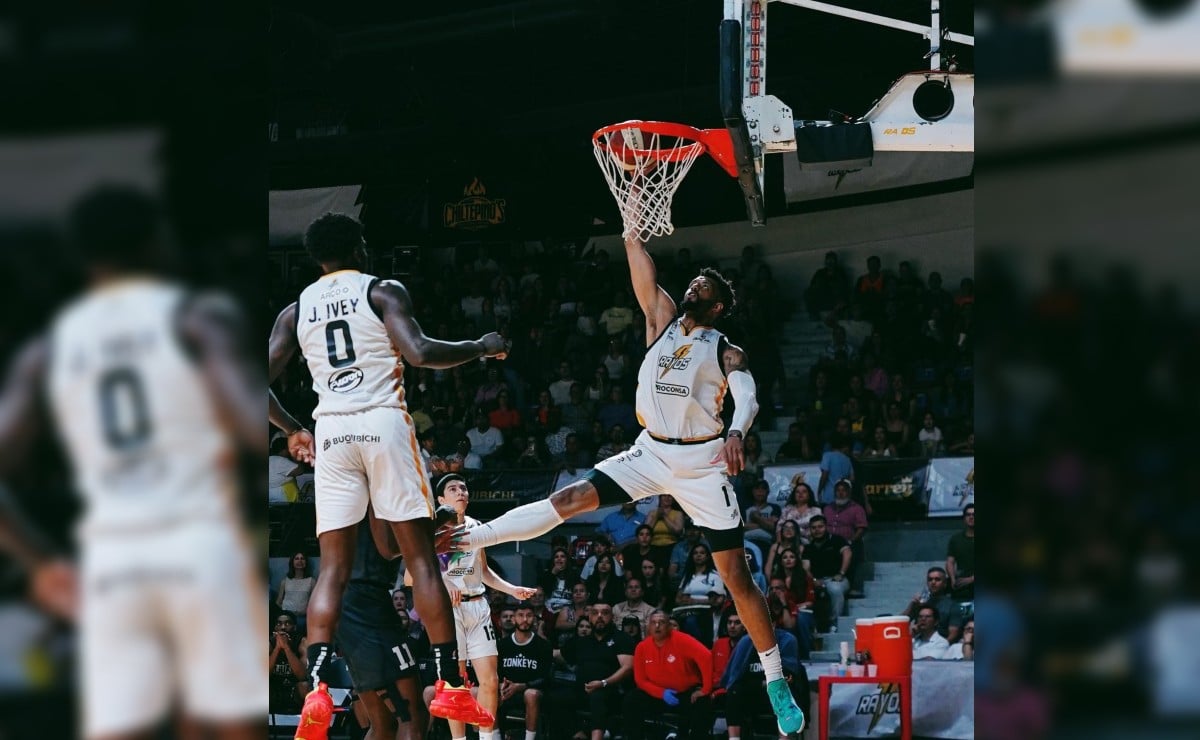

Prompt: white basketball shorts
[
  {"left": 314, "top": 406, "right": 435, "bottom": 535},
  {"left": 81, "top": 521, "right": 265, "bottom": 737},
  {"left": 454, "top": 596, "right": 498, "bottom": 660},
  {"left": 592, "top": 430, "right": 742, "bottom": 533}
]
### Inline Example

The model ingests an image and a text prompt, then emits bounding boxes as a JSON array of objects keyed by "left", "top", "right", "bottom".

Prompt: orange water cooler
[{"left": 871, "top": 615, "right": 914, "bottom": 676}]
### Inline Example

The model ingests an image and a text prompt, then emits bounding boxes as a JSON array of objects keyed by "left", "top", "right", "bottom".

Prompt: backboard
[{"left": 720, "top": 0, "right": 975, "bottom": 224}]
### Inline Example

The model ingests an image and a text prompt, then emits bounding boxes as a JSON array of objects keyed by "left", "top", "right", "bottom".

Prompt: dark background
[{"left": 268, "top": 0, "right": 974, "bottom": 241}]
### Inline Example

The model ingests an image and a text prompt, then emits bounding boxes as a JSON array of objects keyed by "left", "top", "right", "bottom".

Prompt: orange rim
[{"left": 593, "top": 120, "right": 737, "bottom": 177}]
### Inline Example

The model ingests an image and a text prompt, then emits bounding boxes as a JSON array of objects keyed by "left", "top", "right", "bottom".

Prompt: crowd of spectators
[
  {"left": 268, "top": 499, "right": 973, "bottom": 737},
  {"left": 268, "top": 241, "right": 811, "bottom": 484},
  {"left": 268, "top": 244, "right": 973, "bottom": 514},
  {"left": 266, "top": 242, "right": 976, "bottom": 735},
  {"left": 784, "top": 251, "right": 975, "bottom": 466}
]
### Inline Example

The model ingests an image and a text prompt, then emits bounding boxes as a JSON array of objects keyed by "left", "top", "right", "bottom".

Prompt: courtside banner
[
  {"left": 816, "top": 660, "right": 974, "bottom": 739},
  {"left": 853, "top": 457, "right": 929, "bottom": 505},
  {"left": 761, "top": 464, "right": 823, "bottom": 507},
  {"left": 462, "top": 469, "right": 557, "bottom": 518},
  {"left": 926, "top": 457, "right": 975, "bottom": 518}
]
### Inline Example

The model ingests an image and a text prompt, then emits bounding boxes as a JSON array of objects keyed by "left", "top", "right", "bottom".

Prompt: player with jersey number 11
[
  {"left": 440, "top": 199, "right": 805, "bottom": 735},
  {"left": 268, "top": 212, "right": 508, "bottom": 739}
]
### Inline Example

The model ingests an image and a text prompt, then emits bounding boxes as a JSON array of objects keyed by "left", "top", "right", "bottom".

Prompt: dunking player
[
  {"left": 417, "top": 474, "right": 537, "bottom": 740},
  {"left": 0, "top": 185, "right": 266, "bottom": 739},
  {"left": 338, "top": 512, "right": 428, "bottom": 740},
  {"left": 443, "top": 233, "right": 806, "bottom": 734},
  {"left": 268, "top": 213, "right": 503, "bottom": 737}
]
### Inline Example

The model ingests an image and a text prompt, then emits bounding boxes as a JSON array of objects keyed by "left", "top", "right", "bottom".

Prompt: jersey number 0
[
  {"left": 97, "top": 367, "right": 152, "bottom": 449},
  {"left": 325, "top": 320, "right": 357, "bottom": 368}
]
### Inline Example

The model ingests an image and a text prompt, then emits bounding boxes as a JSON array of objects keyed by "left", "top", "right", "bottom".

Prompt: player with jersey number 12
[
  {"left": 440, "top": 213, "right": 805, "bottom": 734},
  {"left": 417, "top": 474, "right": 537, "bottom": 740},
  {"left": 268, "top": 212, "right": 507, "bottom": 739}
]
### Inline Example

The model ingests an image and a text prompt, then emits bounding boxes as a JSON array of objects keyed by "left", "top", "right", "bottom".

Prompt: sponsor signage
[
  {"left": 459, "top": 469, "right": 557, "bottom": 517},
  {"left": 444, "top": 177, "right": 506, "bottom": 231},
  {"left": 328, "top": 367, "right": 364, "bottom": 392},
  {"left": 925, "top": 456, "right": 974, "bottom": 517},
  {"left": 818, "top": 660, "right": 974, "bottom": 739},
  {"left": 853, "top": 457, "right": 929, "bottom": 504}
]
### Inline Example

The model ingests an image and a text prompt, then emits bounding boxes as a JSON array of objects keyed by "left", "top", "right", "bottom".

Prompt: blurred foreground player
[
  {"left": 0, "top": 185, "right": 266, "bottom": 739},
  {"left": 268, "top": 213, "right": 505, "bottom": 738}
]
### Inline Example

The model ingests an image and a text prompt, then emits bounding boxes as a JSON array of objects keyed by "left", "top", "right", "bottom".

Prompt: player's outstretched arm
[
  {"left": 623, "top": 235, "right": 677, "bottom": 344},
  {"left": 178, "top": 292, "right": 266, "bottom": 456},
  {"left": 372, "top": 280, "right": 507, "bottom": 368}
]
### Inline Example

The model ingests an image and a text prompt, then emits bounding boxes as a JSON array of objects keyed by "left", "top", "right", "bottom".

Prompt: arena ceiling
[{"left": 268, "top": 1, "right": 974, "bottom": 237}]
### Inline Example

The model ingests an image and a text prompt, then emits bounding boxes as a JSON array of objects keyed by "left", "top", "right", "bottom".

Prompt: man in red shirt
[
  {"left": 624, "top": 610, "right": 714, "bottom": 740},
  {"left": 711, "top": 609, "right": 746, "bottom": 699}
]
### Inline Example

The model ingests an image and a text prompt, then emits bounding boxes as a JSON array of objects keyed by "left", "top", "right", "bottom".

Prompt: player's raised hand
[
  {"left": 711, "top": 434, "right": 745, "bottom": 476},
  {"left": 288, "top": 428, "right": 316, "bottom": 465},
  {"left": 479, "top": 332, "right": 510, "bottom": 360}
]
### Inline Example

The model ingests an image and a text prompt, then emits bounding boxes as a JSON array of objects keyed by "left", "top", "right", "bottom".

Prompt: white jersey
[
  {"left": 634, "top": 319, "right": 728, "bottom": 440},
  {"left": 46, "top": 280, "right": 237, "bottom": 540},
  {"left": 296, "top": 270, "right": 406, "bottom": 417},
  {"left": 441, "top": 515, "right": 485, "bottom": 598}
]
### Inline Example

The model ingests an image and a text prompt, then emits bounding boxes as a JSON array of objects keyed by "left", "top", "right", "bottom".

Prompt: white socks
[
  {"left": 526, "top": 731, "right": 537, "bottom": 740},
  {"left": 758, "top": 645, "right": 784, "bottom": 683},
  {"left": 469, "top": 498, "right": 565, "bottom": 549}
]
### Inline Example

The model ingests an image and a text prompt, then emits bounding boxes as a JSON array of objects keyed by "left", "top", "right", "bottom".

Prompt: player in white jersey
[
  {"left": 440, "top": 232, "right": 806, "bottom": 735},
  {"left": 0, "top": 185, "right": 266, "bottom": 740},
  {"left": 416, "top": 474, "right": 535, "bottom": 740},
  {"left": 267, "top": 212, "right": 505, "bottom": 737}
]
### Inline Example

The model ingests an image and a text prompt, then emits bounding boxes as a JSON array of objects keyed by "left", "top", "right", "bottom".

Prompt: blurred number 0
[{"left": 98, "top": 367, "right": 152, "bottom": 449}]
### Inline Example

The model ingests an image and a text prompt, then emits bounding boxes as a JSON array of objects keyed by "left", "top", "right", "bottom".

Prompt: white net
[{"left": 592, "top": 124, "right": 706, "bottom": 242}]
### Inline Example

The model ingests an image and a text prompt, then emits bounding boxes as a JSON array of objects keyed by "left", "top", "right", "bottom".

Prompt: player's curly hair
[
  {"left": 699, "top": 266, "right": 736, "bottom": 318},
  {"left": 304, "top": 212, "right": 364, "bottom": 264}
]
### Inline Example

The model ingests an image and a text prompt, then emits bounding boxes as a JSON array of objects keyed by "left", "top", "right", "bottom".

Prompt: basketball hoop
[{"left": 592, "top": 120, "right": 738, "bottom": 241}]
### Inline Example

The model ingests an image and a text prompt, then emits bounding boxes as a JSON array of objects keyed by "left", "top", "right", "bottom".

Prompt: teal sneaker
[{"left": 766, "top": 678, "right": 806, "bottom": 735}]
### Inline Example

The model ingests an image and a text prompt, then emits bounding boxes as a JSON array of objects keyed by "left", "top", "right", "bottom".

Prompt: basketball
[{"left": 608, "top": 126, "right": 647, "bottom": 172}]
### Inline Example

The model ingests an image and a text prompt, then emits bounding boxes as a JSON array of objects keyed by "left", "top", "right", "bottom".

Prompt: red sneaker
[
  {"left": 294, "top": 682, "right": 333, "bottom": 740},
  {"left": 428, "top": 679, "right": 495, "bottom": 726}
]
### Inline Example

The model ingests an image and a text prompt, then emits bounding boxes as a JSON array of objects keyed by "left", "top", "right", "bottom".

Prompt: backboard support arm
[
  {"left": 772, "top": 0, "right": 975, "bottom": 70},
  {"left": 719, "top": 16, "right": 767, "bottom": 226}
]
